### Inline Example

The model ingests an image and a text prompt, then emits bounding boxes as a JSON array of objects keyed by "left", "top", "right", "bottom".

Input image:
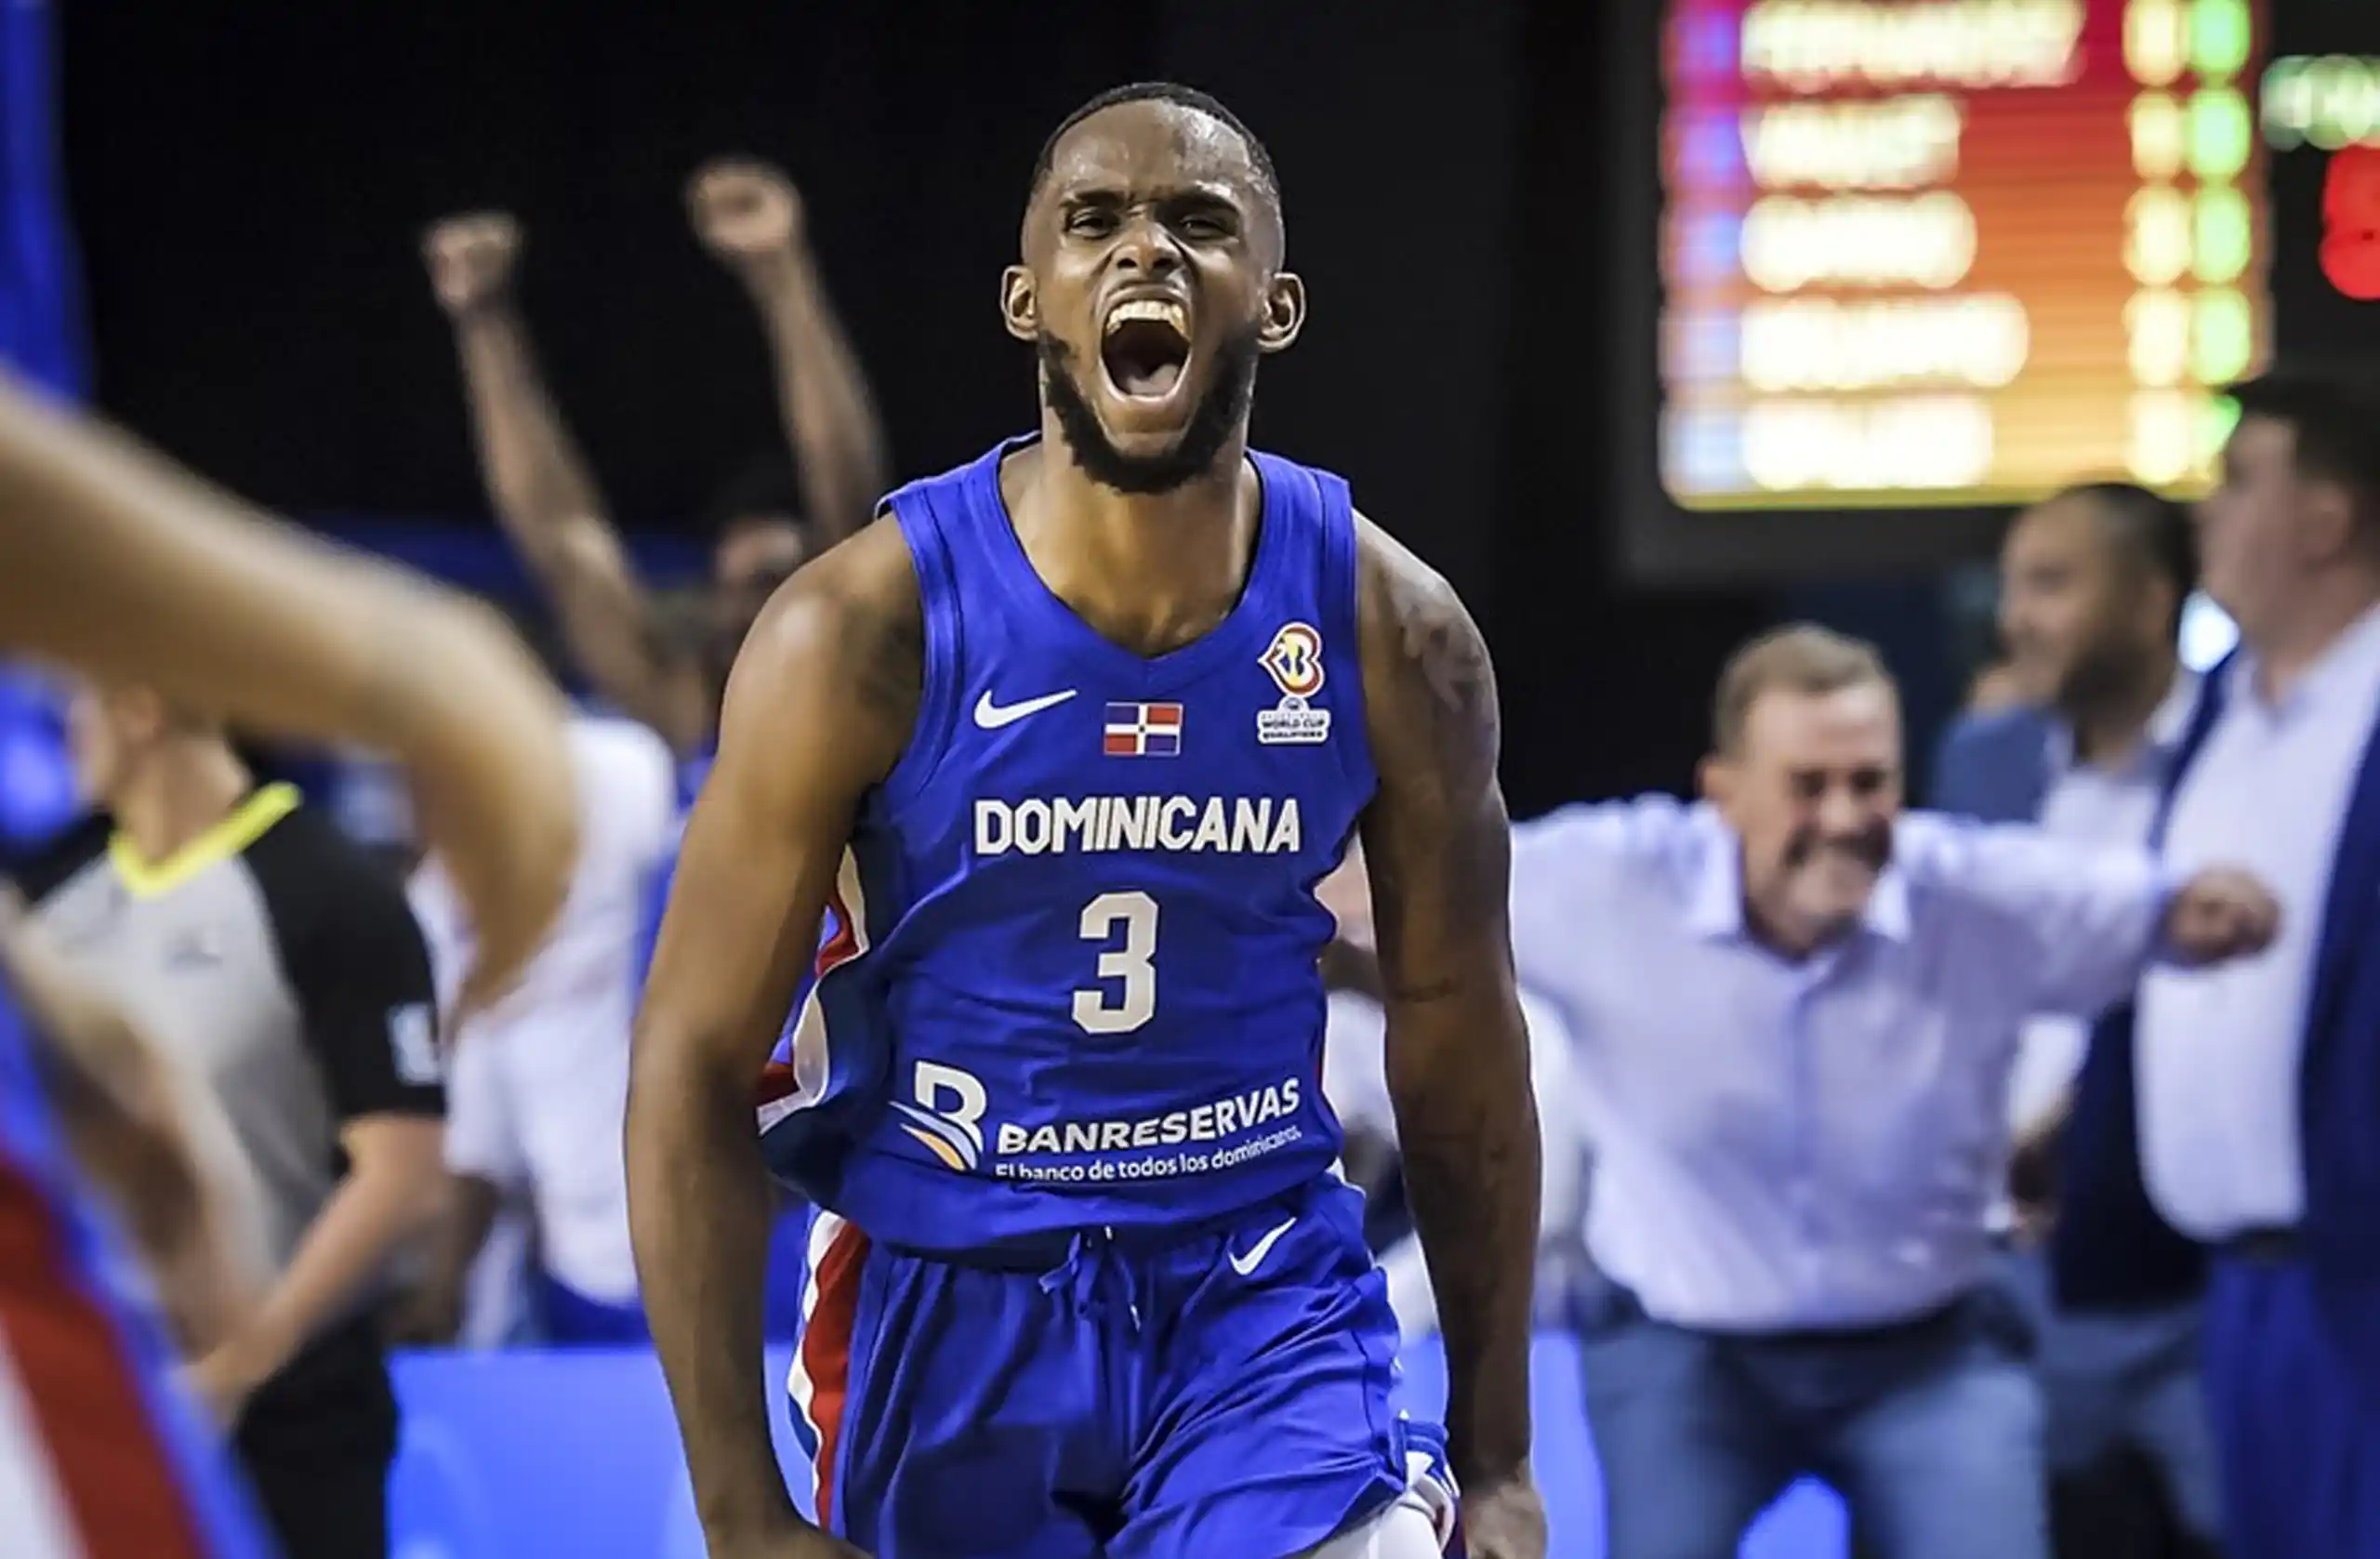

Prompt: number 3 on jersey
[{"left": 1074, "top": 890, "right": 1157, "bottom": 1033}]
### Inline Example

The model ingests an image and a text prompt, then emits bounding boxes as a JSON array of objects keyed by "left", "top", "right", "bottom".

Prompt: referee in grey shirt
[{"left": 20, "top": 678, "right": 446, "bottom": 1559}]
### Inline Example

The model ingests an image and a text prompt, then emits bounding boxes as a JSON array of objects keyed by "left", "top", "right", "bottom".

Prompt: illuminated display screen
[
  {"left": 2259, "top": 0, "right": 2380, "bottom": 366},
  {"left": 1659, "top": 0, "right": 2270, "bottom": 510}
]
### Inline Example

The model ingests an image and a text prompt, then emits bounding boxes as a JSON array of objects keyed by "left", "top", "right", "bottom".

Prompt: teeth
[{"left": 1104, "top": 298, "right": 1187, "bottom": 336}]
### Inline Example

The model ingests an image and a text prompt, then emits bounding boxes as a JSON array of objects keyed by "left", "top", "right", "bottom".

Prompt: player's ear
[
  {"left": 1258, "top": 271, "right": 1306, "bottom": 355},
  {"left": 2306, "top": 479, "right": 2360, "bottom": 564},
  {"left": 1000, "top": 265, "right": 1039, "bottom": 342}
]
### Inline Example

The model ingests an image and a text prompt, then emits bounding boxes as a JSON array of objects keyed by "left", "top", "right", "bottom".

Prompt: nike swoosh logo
[
  {"left": 1227, "top": 1216, "right": 1298, "bottom": 1277},
  {"left": 973, "top": 687, "right": 1078, "bottom": 729}
]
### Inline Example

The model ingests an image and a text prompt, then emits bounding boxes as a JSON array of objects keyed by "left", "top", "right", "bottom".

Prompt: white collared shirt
[
  {"left": 2004, "top": 673, "right": 2200, "bottom": 1144},
  {"left": 1322, "top": 985, "right": 1587, "bottom": 1344},
  {"left": 412, "top": 716, "right": 678, "bottom": 1304},
  {"left": 2137, "top": 603, "right": 2380, "bottom": 1238},
  {"left": 1511, "top": 799, "right": 2165, "bottom": 1332}
]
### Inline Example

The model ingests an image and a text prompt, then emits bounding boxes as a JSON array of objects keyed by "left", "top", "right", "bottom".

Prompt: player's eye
[
  {"left": 1067, "top": 208, "right": 1119, "bottom": 237},
  {"left": 1178, "top": 215, "right": 1229, "bottom": 240}
]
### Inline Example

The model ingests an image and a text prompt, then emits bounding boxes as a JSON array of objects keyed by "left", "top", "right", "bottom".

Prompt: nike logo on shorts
[
  {"left": 973, "top": 688, "right": 1078, "bottom": 729},
  {"left": 1227, "top": 1217, "right": 1298, "bottom": 1277}
]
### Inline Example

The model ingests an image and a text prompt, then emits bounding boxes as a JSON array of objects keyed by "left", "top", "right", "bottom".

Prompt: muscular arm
[
  {"left": 689, "top": 162, "right": 891, "bottom": 549},
  {"left": 627, "top": 522, "right": 917, "bottom": 1552},
  {"left": 426, "top": 218, "right": 712, "bottom": 754},
  {"left": 1354, "top": 518, "right": 1538, "bottom": 1492}
]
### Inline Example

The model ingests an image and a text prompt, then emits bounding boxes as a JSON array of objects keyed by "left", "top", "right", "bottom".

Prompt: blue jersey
[
  {"left": 0, "top": 978, "right": 272, "bottom": 1559},
  {"left": 760, "top": 437, "right": 1375, "bottom": 1249}
]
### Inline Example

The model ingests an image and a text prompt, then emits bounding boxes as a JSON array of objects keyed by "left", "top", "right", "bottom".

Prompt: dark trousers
[
  {"left": 2202, "top": 1254, "right": 2380, "bottom": 1559},
  {"left": 233, "top": 1324, "right": 398, "bottom": 1559},
  {"left": 1575, "top": 1280, "right": 2046, "bottom": 1559},
  {"left": 1994, "top": 1246, "right": 2225, "bottom": 1557}
]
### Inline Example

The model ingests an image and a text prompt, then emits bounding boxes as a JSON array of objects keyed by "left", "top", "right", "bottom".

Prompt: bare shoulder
[
  {"left": 1348, "top": 518, "right": 1512, "bottom": 1000},
  {"left": 716, "top": 514, "right": 922, "bottom": 790},
  {"left": 1353, "top": 509, "right": 1467, "bottom": 637},
  {"left": 1352, "top": 511, "right": 1499, "bottom": 795}
]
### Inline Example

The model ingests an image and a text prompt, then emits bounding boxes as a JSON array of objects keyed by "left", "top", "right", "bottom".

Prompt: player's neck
[
  {"left": 1006, "top": 429, "right": 1264, "bottom": 655},
  {"left": 111, "top": 742, "right": 258, "bottom": 867}
]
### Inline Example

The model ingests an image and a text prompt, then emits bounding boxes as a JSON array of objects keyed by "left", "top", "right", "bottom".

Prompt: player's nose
[{"left": 1111, "top": 216, "right": 1184, "bottom": 277}]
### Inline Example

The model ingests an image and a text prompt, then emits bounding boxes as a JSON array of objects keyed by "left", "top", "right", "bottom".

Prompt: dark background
[
  {"left": 54, "top": 0, "right": 1771, "bottom": 819},
  {"left": 52, "top": 0, "right": 2380, "bottom": 812}
]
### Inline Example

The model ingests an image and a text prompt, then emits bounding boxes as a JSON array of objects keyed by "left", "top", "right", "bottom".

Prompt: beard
[
  {"left": 1039, "top": 322, "right": 1262, "bottom": 495},
  {"left": 2054, "top": 628, "right": 2151, "bottom": 716}
]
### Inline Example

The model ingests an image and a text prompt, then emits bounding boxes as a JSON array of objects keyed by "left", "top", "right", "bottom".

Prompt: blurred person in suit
[
  {"left": 2059, "top": 369, "right": 2380, "bottom": 1559},
  {"left": 1514, "top": 624, "right": 2276, "bottom": 1559},
  {"left": 1933, "top": 482, "right": 2222, "bottom": 1556},
  {"left": 1961, "top": 650, "right": 2029, "bottom": 719}
]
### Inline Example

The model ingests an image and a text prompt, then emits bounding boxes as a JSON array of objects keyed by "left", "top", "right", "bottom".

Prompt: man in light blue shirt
[{"left": 1516, "top": 625, "right": 2275, "bottom": 1559}]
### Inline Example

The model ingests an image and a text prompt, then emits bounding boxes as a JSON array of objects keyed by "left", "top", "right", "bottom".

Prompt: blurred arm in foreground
[
  {"left": 0, "top": 884, "right": 260, "bottom": 1354},
  {"left": 0, "top": 372, "right": 579, "bottom": 1014}
]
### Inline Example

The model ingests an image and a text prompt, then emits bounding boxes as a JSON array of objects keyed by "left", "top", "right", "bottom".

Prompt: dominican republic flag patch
[{"left": 1104, "top": 701, "right": 1183, "bottom": 757}]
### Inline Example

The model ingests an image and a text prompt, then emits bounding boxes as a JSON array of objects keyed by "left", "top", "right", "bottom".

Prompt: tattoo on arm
[
  {"left": 1358, "top": 525, "right": 1538, "bottom": 1486},
  {"left": 853, "top": 602, "right": 925, "bottom": 726}
]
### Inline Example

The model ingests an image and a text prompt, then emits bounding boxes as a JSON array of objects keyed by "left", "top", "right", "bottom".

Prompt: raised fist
[
  {"left": 423, "top": 213, "right": 522, "bottom": 316},
  {"left": 2163, "top": 866, "right": 2281, "bottom": 965},
  {"left": 688, "top": 158, "right": 804, "bottom": 262}
]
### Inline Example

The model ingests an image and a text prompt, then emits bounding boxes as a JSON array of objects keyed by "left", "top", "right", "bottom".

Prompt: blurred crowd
[{"left": 9, "top": 151, "right": 2380, "bottom": 1559}]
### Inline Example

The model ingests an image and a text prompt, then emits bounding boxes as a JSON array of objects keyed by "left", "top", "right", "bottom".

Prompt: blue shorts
[{"left": 786, "top": 1176, "right": 1446, "bottom": 1559}]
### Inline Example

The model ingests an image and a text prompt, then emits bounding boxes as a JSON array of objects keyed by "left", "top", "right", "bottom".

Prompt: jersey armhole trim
[
  {"left": 876, "top": 499, "right": 960, "bottom": 813},
  {"left": 1319, "top": 475, "right": 1382, "bottom": 807}
]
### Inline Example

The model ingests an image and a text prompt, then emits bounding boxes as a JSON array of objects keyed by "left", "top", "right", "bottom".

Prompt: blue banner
[
  {"left": 389, "top": 1336, "right": 1848, "bottom": 1559},
  {"left": 0, "top": 0, "right": 85, "bottom": 854},
  {"left": 1, "top": 0, "right": 85, "bottom": 399}
]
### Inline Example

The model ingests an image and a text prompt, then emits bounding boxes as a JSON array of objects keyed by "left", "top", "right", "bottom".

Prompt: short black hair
[
  {"left": 702, "top": 455, "right": 806, "bottom": 540},
  {"left": 2061, "top": 481, "right": 2196, "bottom": 630},
  {"left": 1028, "top": 81, "right": 1283, "bottom": 240},
  {"left": 2226, "top": 366, "right": 2380, "bottom": 522}
]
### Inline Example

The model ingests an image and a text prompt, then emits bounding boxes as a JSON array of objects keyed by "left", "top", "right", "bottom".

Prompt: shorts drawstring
[{"left": 1038, "top": 1227, "right": 1144, "bottom": 1332}]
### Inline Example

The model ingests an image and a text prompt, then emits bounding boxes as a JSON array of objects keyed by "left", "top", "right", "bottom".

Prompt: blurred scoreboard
[
  {"left": 1659, "top": 0, "right": 2269, "bottom": 510},
  {"left": 2260, "top": 0, "right": 2380, "bottom": 359}
]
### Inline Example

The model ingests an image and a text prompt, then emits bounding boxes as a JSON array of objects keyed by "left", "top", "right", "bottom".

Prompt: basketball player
[
  {"left": 628, "top": 84, "right": 1545, "bottom": 1559},
  {"left": 0, "top": 370, "right": 579, "bottom": 1557}
]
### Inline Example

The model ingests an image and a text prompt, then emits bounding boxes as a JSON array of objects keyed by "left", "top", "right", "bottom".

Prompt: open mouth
[{"left": 1101, "top": 298, "right": 1192, "bottom": 400}]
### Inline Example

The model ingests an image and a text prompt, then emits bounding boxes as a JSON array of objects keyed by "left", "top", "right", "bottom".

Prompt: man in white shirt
[
  {"left": 2082, "top": 368, "right": 2380, "bottom": 1559},
  {"left": 1935, "top": 482, "right": 2222, "bottom": 1556},
  {"left": 1514, "top": 626, "right": 2275, "bottom": 1559},
  {"left": 405, "top": 714, "right": 678, "bottom": 1344}
]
